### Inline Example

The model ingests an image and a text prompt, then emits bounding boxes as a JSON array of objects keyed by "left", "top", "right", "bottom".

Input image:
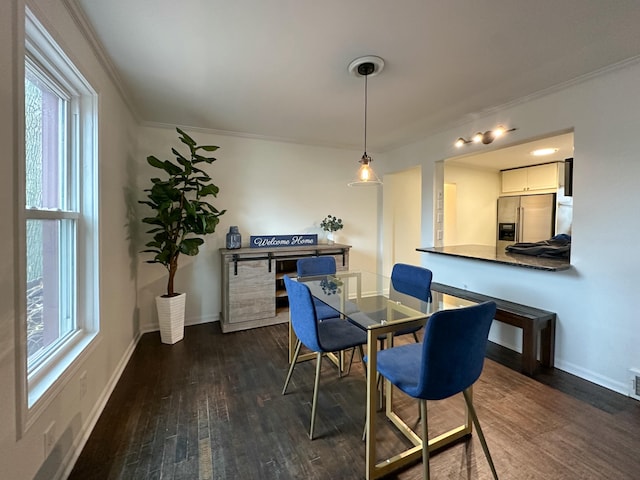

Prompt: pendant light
[{"left": 348, "top": 56, "right": 384, "bottom": 187}]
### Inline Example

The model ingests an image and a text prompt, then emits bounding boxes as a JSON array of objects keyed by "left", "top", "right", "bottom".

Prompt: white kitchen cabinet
[{"left": 502, "top": 163, "right": 559, "bottom": 194}]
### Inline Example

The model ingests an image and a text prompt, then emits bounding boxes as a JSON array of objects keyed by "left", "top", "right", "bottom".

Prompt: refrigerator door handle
[{"left": 517, "top": 207, "right": 523, "bottom": 242}]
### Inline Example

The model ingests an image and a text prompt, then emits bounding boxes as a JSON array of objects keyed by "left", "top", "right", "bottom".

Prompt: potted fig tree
[{"left": 139, "top": 127, "right": 225, "bottom": 343}]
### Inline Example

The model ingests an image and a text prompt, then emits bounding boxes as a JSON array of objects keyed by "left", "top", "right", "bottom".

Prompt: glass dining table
[{"left": 291, "top": 270, "right": 478, "bottom": 480}]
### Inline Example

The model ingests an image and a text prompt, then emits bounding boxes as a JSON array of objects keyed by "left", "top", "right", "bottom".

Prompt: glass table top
[{"left": 295, "top": 270, "right": 477, "bottom": 330}]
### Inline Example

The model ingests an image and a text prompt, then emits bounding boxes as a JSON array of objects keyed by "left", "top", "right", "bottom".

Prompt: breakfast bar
[
  {"left": 417, "top": 244, "right": 571, "bottom": 271},
  {"left": 418, "top": 244, "right": 561, "bottom": 375}
]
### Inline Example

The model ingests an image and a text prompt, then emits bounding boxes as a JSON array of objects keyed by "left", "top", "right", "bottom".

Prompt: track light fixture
[{"left": 455, "top": 125, "right": 516, "bottom": 148}]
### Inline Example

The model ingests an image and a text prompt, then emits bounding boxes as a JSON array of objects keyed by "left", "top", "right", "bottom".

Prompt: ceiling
[{"left": 74, "top": 0, "right": 640, "bottom": 152}]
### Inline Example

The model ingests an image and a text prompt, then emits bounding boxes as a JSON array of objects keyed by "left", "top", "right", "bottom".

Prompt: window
[{"left": 20, "top": 8, "right": 99, "bottom": 417}]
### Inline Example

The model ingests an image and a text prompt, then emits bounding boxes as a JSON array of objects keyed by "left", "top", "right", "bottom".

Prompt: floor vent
[{"left": 630, "top": 368, "right": 640, "bottom": 401}]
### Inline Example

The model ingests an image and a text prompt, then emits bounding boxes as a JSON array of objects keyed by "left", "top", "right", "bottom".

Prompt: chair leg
[
  {"left": 345, "top": 347, "right": 356, "bottom": 376},
  {"left": 412, "top": 332, "right": 420, "bottom": 343},
  {"left": 462, "top": 389, "right": 499, "bottom": 480},
  {"left": 282, "top": 340, "right": 302, "bottom": 395},
  {"left": 358, "top": 345, "right": 366, "bottom": 377},
  {"left": 420, "top": 400, "right": 430, "bottom": 480},
  {"left": 309, "top": 352, "right": 323, "bottom": 440}
]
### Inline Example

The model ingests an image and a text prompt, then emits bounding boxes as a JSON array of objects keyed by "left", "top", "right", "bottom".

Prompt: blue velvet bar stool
[
  {"left": 382, "top": 263, "right": 433, "bottom": 347},
  {"left": 282, "top": 275, "right": 367, "bottom": 440},
  {"left": 296, "top": 257, "right": 340, "bottom": 321},
  {"left": 373, "top": 301, "right": 499, "bottom": 480},
  {"left": 297, "top": 257, "right": 356, "bottom": 375}
]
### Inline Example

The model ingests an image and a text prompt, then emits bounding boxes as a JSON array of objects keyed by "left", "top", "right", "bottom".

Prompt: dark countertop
[{"left": 417, "top": 244, "right": 571, "bottom": 271}]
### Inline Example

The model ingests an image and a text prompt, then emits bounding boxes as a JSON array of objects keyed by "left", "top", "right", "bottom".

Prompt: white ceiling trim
[{"left": 62, "top": 0, "right": 139, "bottom": 122}]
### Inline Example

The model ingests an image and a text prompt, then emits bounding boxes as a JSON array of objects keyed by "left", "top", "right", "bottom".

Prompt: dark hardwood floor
[{"left": 69, "top": 322, "right": 640, "bottom": 479}]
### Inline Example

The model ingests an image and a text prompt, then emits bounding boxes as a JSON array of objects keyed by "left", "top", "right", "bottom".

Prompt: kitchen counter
[{"left": 417, "top": 244, "right": 571, "bottom": 271}]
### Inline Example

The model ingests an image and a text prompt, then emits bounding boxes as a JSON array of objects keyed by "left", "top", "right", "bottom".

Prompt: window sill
[{"left": 24, "top": 331, "right": 100, "bottom": 431}]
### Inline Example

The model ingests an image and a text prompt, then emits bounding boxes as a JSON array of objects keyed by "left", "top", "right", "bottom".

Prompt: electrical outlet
[
  {"left": 80, "top": 371, "right": 87, "bottom": 399},
  {"left": 44, "top": 421, "right": 56, "bottom": 457}
]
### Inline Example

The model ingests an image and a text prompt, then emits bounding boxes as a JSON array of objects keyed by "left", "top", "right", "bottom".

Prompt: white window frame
[{"left": 17, "top": 7, "right": 100, "bottom": 433}]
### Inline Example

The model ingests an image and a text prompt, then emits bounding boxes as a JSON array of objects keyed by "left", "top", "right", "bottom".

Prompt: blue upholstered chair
[
  {"left": 282, "top": 275, "right": 367, "bottom": 440},
  {"left": 380, "top": 263, "right": 433, "bottom": 346},
  {"left": 373, "top": 301, "right": 499, "bottom": 479},
  {"left": 296, "top": 257, "right": 340, "bottom": 321}
]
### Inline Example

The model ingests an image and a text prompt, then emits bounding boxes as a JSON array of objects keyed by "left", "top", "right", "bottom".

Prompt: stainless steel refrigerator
[{"left": 497, "top": 193, "right": 556, "bottom": 251}]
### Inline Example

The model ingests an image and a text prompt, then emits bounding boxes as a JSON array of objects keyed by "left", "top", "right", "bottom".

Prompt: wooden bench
[{"left": 431, "top": 282, "right": 556, "bottom": 376}]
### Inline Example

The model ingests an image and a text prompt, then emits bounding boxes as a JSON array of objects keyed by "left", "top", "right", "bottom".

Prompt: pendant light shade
[
  {"left": 350, "top": 153, "right": 381, "bottom": 186},
  {"left": 348, "top": 56, "right": 384, "bottom": 187}
]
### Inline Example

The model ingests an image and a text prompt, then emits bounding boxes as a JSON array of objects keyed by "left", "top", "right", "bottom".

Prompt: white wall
[
  {"left": 136, "top": 126, "right": 380, "bottom": 332},
  {"left": 443, "top": 164, "right": 500, "bottom": 246},
  {"left": 381, "top": 166, "right": 422, "bottom": 275},
  {"left": 1, "top": 1, "right": 139, "bottom": 479},
  {"left": 380, "top": 59, "right": 640, "bottom": 395}
]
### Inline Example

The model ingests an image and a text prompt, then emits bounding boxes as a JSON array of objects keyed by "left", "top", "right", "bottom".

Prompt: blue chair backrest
[
  {"left": 284, "top": 275, "right": 322, "bottom": 352},
  {"left": 418, "top": 301, "right": 497, "bottom": 400},
  {"left": 391, "top": 263, "right": 433, "bottom": 301},
  {"left": 297, "top": 257, "right": 336, "bottom": 278}
]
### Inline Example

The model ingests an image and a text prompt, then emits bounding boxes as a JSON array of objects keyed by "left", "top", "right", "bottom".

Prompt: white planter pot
[{"left": 155, "top": 293, "right": 186, "bottom": 344}]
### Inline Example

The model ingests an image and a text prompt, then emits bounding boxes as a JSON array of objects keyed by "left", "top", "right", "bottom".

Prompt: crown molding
[{"left": 62, "top": 0, "right": 140, "bottom": 123}]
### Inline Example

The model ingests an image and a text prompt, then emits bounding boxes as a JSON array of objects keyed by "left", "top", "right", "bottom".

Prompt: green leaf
[
  {"left": 177, "top": 128, "right": 196, "bottom": 147},
  {"left": 198, "top": 145, "right": 219, "bottom": 152},
  {"left": 198, "top": 184, "right": 219, "bottom": 197},
  {"left": 181, "top": 237, "right": 204, "bottom": 256},
  {"left": 163, "top": 160, "right": 183, "bottom": 176},
  {"left": 147, "top": 155, "right": 165, "bottom": 169}
]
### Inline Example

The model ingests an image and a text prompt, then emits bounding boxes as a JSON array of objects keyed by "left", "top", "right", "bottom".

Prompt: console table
[
  {"left": 219, "top": 243, "right": 350, "bottom": 332},
  {"left": 431, "top": 282, "right": 556, "bottom": 376}
]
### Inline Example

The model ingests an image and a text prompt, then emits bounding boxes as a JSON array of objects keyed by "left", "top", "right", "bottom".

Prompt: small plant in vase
[{"left": 321, "top": 214, "right": 343, "bottom": 245}]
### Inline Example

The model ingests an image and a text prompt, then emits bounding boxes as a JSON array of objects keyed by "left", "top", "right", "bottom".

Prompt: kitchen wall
[
  {"left": 442, "top": 163, "right": 500, "bottom": 246},
  {"left": 381, "top": 166, "right": 422, "bottom": 274},
  {"left": 379, "top": 58, "right": 640, "bottom": 396}
]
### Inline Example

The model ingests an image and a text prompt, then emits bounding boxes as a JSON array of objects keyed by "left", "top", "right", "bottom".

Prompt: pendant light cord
[{"left": 363, "top": 73, "right": 368, "bottom": 155}]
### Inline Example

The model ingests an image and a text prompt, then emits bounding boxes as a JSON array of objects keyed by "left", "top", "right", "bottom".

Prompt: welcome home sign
[{"left": 250, "top": 234, "right": 318, "bottom": 248}]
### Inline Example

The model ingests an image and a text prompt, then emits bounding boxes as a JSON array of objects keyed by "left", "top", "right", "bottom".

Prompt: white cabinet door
[
  {"left": 526, "top": 163, "right": 558, "bottom": 191},
  {"left": 502, "top": 163, "right": 558, "bottom": 194},
  {"left": 502, "top": 168, "right": 528, "bottom": 193}
]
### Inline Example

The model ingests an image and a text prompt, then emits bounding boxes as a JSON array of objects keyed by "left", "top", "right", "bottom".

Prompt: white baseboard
[
  {"left": 554, "top": 358, "right": 629, "bottom": 397},
  {"left": 140, "top": 314, "right": 219, "bottom": 334},
  {"left": 56, "top": 331, "right": 143, "bottom": 480}
]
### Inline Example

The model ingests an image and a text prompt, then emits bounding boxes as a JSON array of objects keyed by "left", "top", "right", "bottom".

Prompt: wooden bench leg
[
  {"left": 539, "top": 318, "right": 556, "bottom": 368},
  {"left": 521, "top": 324, "right": 538, "bottom": 376}
]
